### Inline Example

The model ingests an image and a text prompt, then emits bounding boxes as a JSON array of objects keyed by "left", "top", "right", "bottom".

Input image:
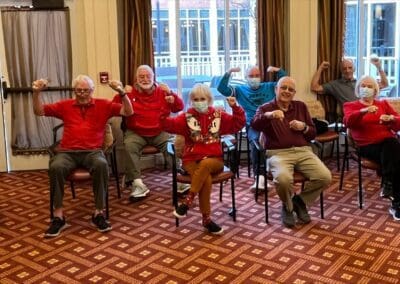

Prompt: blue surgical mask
[
  {"left": 192, "top": 101, "right": 209, "bottom": 113},
  {"left": 247, "top": 77, "right": 261, "bottom": 89},
  {"left": 359, "top": 87, "right": 374, "bottom": 98}
]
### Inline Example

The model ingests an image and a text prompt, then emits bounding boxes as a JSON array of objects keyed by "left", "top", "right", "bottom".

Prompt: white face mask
[
  {"left": 192, "top": 101, "right": 209, "bottom": 113},
  {"left": 247, "top": 77, "right": 261, "bottom": 89},
  {"left": 359, "top": 87, "right": 375, "bottom": 98}
]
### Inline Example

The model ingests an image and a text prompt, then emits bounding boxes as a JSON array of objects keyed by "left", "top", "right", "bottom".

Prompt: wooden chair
[
  {"left": 253, "top": 139, "right": 324, "bottom": 223},
  {"left": 48, "top": 123, "right": 120, "bottom": 219},
  {"left": 305, "top": 100, "right": 340, "bottom": 171},
  {"left": 339, "top": 129, "right": 381, "bottom": 209},
  {"left": 167, "top": 137, "right": 237, "bottom": 227}
]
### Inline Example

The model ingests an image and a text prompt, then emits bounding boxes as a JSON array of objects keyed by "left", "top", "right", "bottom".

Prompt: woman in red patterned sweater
[{"left": 162, "top": 83, "right": 245, "bottom": 234}]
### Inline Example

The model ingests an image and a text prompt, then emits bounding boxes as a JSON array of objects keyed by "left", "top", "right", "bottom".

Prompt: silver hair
[
  {"left": 354, "top": 75, "right": 379, "bottom": 97},
  {"left": 72, "top": 74, "right": 95, "bottom": 90},
  {"left": 136, "top": 65, "right": 154, "bottom": 76},
  {"left": 189, "top": 83, "right": 214, "bottom": 105}
]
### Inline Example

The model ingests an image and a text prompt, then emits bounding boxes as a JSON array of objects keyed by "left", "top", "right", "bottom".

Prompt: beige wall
[{"left": 289, "top": 0, "right": 318, "bottom": 102}]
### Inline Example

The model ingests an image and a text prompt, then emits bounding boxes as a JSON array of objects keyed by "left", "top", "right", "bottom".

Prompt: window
[
  {"left": 344, "top": 0, "right": 399, "bottom": 97},
  {"left": 151, "top": 0, "right": 256, "bottom": 108}
]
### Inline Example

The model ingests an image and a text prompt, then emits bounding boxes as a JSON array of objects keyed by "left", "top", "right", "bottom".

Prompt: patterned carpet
[{"left": 1, "top": 159, "right": 400, "bottom": 284}]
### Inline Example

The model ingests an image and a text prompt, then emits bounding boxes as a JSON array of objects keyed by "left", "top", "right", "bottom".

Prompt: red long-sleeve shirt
[
  {"left": 162, "top": 105, "right": 245, "bottom": 165},
  {"left": 343, "top": 99, "right": 400, "bottom": 146},
  {"left": 112, "top": 85, "right": 184, "bottom": 136}
]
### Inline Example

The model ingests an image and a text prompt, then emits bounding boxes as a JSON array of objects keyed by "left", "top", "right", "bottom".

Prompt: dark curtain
[
  {"left": 317, "top": 0, "right": 345, "bottom": 122},
  {"left": 257, "top": 0, "right": 287, "bottom": 82},
  {"left": 123, "top": 0, "right": 154, "bottom": 86}
]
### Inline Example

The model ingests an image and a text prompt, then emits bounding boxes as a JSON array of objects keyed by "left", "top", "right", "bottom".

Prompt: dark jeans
[
  {"left": 247, "top": 125, "right": 265, "bottom": 175},
  {"left": 359, "top": 137, "right": 400, "bottom": 206}
]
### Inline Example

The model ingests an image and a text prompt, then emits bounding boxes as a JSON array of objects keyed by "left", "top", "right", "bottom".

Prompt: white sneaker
[
  {"left": 250, "top": 175, "right": 265, "bottom": 190},
  {"left": 130, "top": 180, "right": 150, "bottom": 198},
  {"left": 177, "top": 183, "right": 190, "bottom": 194}
]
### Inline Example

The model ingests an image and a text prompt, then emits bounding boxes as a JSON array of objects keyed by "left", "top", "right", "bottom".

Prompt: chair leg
[
  {"left": 357, "top": 155, "right": 363, "bottom": 209},
  {"left": 50, "top": 189, "right": 54, "bottom": 220},
  {"left": 230, "top": 177, "right": 236, "bottom": 221},
  {"left": 246, "top": 136, "right": 251, "bottom": 177},
  {"left": 105, "top": 188, "right": 109, "bottom": 219},
  {"left": 111, "top": 147, "right": 121, "bottom": 199},
  {"left": 264, "top": 171, "right": 268, "bottom": 224},
  {"left": 339, "top": 136, "right": 349, "bottom": 192},
  {"left": 70, "top": 182, "right": 76, "bottom": 199},
  {"left": 219, "top": 183, "right": 223, "bottom": 202},
  {"left": 320, "top": 192, "right": 324, "bottom": 219},
  {"left": 336, "top": 138, "right": 340, "bottom": 171}
]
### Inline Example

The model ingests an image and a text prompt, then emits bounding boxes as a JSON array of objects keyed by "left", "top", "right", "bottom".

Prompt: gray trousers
[
  {"left": 49, "top": 151, "right": 108, "bottom": 210},
  {"left": 123, "top": 130, "right": 170, "bottom": 181},
  {"left": 266, "top": 146, "right": 332, "bottom": 211}
]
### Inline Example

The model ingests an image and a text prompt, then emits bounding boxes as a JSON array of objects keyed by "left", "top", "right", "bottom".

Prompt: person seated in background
[
  {"left": 310, "top": 57, "right": 388, "bottom": 108},
  {"left": 162, "top": 83, "right": 245, "bottom": 234},
  {"left": 343, "top": 75, "right": 400, "bottom": 221},
  {"left": 217, "top": 65, "right": 287, "bottom": 190},
  {"left": 112, "top": 64, "right": 184, "bottom": 200},
  {"left": 251, "top": 76, "right": 332, "bottom": 228},
  {"left": 33, "top": 75, "right": 133, "bottom": 237}
]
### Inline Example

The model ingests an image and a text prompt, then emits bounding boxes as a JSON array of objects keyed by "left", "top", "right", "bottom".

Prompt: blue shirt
[{"left": 217, "top": 69, "right": 287, "bottom": 124}]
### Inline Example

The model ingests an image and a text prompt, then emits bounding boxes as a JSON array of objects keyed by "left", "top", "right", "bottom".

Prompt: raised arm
[
  {"left": 310, "top": 61, "right": 330, "bottom": 94},
  {"left": 370, "top": 57, "right": 389, "bottom": 89},
  {"left": 32, "top": 79, "right": 48, "bottom": 116},
  {"left": 217, "top": 67, "right": 241, "bottom": 97},
  {"left": 109, "top": 80, "right": 133, "bottom": 116}
]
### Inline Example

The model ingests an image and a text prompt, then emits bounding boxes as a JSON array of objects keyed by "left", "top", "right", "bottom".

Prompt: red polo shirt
[{"left": 44, "top": 98, "right": 121, "bottom": 150}]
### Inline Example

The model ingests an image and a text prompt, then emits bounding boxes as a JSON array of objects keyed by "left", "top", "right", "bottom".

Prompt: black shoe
[
  {"left": 281, "top": 204, "right": 295, "bottom": 228},
  {"left": 380, "top": 181, "right": 394, "bottom": 200},
  {"left": 91, "top": 214, "right": 112, "bottom": 232},
  {"left": 203, "top": 220, "right": 224, "bottom": 235},
  {"left": 173, "top": 204, "right": 188, "bottom": 218},
  {"left": 389, "top": 206, "right": 400, "bottom": 221},
  {"left": 292, "top": 195, "right": 311, "bottom": 224},
  {"left": 45, "top": 217, "right": 67, "bottom": 238}
]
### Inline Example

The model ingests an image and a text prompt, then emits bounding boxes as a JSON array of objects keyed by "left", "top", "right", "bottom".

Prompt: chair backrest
[{"left": 304, "top": 100, "right": 326, "bottom": 120}]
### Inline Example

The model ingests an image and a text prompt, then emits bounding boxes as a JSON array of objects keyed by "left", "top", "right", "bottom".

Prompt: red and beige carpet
[{"left": 1, "top": 161, "right": 400, "bottom": 283}]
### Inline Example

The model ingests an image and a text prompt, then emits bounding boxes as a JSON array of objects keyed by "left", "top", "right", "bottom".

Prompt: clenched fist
[{"left": 32, "top": 79, "right": 48, "bottom": 92}]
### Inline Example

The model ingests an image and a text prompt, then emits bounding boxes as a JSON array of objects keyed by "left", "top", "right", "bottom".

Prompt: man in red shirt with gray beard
[{"left": 112, "top": 65, "right": 184, "bottom": 200}]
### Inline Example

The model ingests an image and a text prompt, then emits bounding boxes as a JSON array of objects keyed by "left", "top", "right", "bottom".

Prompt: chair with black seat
[
  {"left": 253, "top": 137, "right": 324, "bottom": 223},
  {"left": 339, "top": 129, "right": 382, "bottom": 209},
  {"left": 48, "top": 123, "right": 120, "bottom": 219},
  {"left": 167, "top": 136, "right": 237, "bottom": 227}
]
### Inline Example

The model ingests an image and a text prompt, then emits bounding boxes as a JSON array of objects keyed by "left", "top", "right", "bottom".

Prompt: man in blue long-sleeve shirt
[{"left": 217, "top": 65, "right": 287, "bottom": 189}]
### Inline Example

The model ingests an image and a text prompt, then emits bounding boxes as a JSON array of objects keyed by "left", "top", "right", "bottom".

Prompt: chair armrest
[{"left": 52, "top": 123, "right": 64, "bottom": 144}]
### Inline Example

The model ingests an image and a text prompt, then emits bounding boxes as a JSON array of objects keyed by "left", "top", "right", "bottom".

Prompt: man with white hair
[
  {"left": 33, "top": 74, "right": 133, "bottom": 237},
  {"left": 112, "top": 65, "right": 184, "bottom": 200}
]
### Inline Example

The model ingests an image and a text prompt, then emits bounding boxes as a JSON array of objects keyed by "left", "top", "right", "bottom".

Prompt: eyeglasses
[
  {"left": 279, "top": 85, "right": 296, "bottom": 93},
  {"left": 74, "top": 88, "right": 91, "bottom": 94}
]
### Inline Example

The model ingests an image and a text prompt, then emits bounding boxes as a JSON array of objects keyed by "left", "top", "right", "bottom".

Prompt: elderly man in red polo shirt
[{"left": 33, "top": 74, "right": 133, "bottom": 238}]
